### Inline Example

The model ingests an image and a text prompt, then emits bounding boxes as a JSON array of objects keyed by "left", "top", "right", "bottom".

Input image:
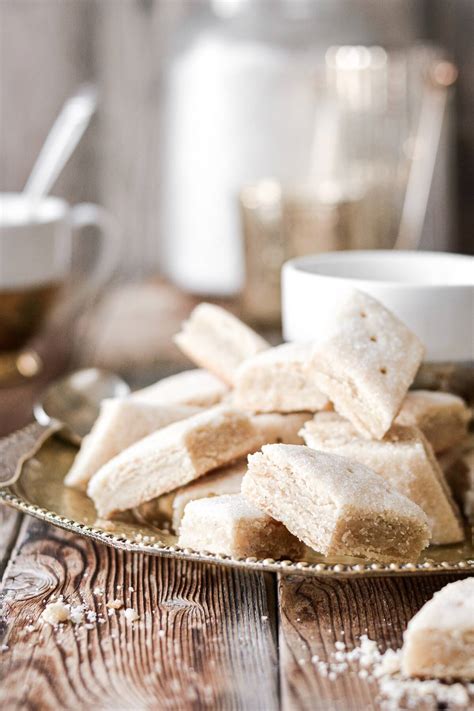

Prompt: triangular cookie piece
[
  {"left": 174, "top": 303, "right": 269, "bottom": 385},
  {"left": 234, "top": 342, "right": 329, "bottom": 413},
  {"left": 301, "top": 413, "right": 464, "bottom": 544},
  {"left": 132, "top": 368, "right": 228, "bottom": 407},
  {"left": 65, "top": 399, "right": 200, "bottom": 490},
  {"left": 311, "top": 289, "right": 424, "bottom": 439},
  {"left": 88, "top": 405, "right": 266, "bottom": 518},
  {"left": 243, "top": 444, "right": 430, "bottom": 563},
  {"left": 396, "top": 389, "right": 470, "bottom": 453},
  {"left": 402, "top": 578, "right": 474, "bottom": 680},
  {"left": 178, "top": 494, "right": 303, "bottom": 560}
]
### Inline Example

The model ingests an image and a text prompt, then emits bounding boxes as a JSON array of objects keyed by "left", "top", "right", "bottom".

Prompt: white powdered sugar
[
  {"left": 69, "top": 605, "right": 85, "bottom": 625},
  {"left": 379, "top": 676, "right": 472, "bottom": 710},
  {"left": 314, "top": 635, "right": 474, "bottom": 709}
]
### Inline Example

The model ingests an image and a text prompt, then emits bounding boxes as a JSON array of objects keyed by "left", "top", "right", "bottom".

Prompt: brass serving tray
[{"left": 1, "top": 425, "right": 473, "bottom": 577}]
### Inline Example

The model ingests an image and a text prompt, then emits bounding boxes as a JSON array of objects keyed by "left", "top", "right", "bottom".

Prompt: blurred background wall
[{"left": 1, "top": 0, "right": 473, "bottom": 284}]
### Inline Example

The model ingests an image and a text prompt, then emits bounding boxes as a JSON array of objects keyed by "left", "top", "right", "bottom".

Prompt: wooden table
[
  {"left": 0, "top": 504, "right": 469, "bottom": 710},
  {"left": 0, "top": 346, "right": 471, "bottom": 710}
]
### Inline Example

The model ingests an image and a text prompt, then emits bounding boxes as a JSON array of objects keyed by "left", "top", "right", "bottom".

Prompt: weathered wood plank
[
  {"left": 278, "top": 573, "right": 470, "bottom": 711},
  {"left": 0, "top": 517, "right": 279, "bottom": 710},
  {"left": 0, "top": 507, "right": 22, "bottom": 575}
]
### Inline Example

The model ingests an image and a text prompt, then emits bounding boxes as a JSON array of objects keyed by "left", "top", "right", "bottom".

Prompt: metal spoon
[
  {"left": 0, "top": 368, "right": 129, "bottom": 487},
  {"left": 24, "top": 84, "right": 98, "bottom": 200}
]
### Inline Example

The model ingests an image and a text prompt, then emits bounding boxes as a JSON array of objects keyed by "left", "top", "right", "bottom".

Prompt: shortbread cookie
[
  {"left": 178, "top": 494, "right": 303, "bottom": 559},
  {"left": 172, "top": 460, "right": 247, "bottom": 533},
  {"left": 311, "top": 289, "right": 424, "bottom": 439},
  {"left": 243, "top": 444, "right": 430, "bottom": 563},
  {"left": 301, "top": 414, "right": 464, "bottom": 544},
  {"left": 234, "top": 343, "right": 329, "bottom": 413},
  {"left": 252, "top": 412, "right": 309, "bottom": 444},
  {"left": 174, "top": 303, "right": 269, "bottom": 385},
  {"left": 402, "top": 577, "right": 474, "bottom": 680},
  {"left": 135, "top": 414, "right": 308, "bottom": 533},
  {"left": 462, "top": 449, "right": 474, "bottom": 522},
  {"left": 132, "top": 368, "right": 228, "bottom": 407},
  {"left": 88, "top": 405, "right": 264, "bottom": 518},
  {"left": 65, "top": 400, "right": 200, "bottom": 490},
  {"left": 441, "top": 437, "right": 474, "bottom": 523},
  {"left": 396, "top": 390, "right": 471, "bottom": 453}
]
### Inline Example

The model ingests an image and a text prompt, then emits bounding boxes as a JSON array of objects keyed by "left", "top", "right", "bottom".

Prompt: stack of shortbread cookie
[{"left": 66, "top": 296, "right": 471, "bottom": 564}]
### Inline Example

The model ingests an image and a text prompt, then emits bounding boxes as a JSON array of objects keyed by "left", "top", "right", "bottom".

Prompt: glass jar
[{"left": 158, "top": 0, "right": 422, "bottom": 297}]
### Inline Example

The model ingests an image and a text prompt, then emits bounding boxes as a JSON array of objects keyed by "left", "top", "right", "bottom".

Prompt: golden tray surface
[{"left": 1, "top": 425, "right": 473, "bottom": 577}]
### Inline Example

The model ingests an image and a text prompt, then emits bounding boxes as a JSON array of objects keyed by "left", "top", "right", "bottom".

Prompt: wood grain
[
  {"left": 0, "top": 517, "right": 279, "bottom": 710},
  {"left": 0, "top": 507, "right": 22, "bottom": 575},
  {"left": 278, "top": 573, "right": 472, "bottom": 711}
]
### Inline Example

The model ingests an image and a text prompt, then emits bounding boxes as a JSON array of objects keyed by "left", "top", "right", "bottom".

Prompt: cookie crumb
[
  {"left": 69, "top": 605, "right": 85, "bottom": 625},
  {"left": 106, "top": 599, "right": 123, "bottom": 610},
  {"left": 123, "top": 608, "right": 139, "bottom": 623},
  {"left": 42, "top": 601, "right": 71, "bottom": 626}
]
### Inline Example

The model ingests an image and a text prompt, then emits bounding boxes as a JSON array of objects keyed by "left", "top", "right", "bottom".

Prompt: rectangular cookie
[
  {"left": 242, "top": 444, "right": 430, "bottom": 563},
  {"left": 172, "top": 459, "right": 247, "bottom": 533},
  {"left": 88, "top": 405, "right": 265, "bottom": 518},
  {"left": 65, "top": 400, "right": 200, "bottom": 490},
  {"left": 311, "top": 289, "right": 424, "bottom": 439},
  {"left": 132, "top": 368, "right": 228, "bottom": 407},
  {"left": 233, "top": 342, "right": 329, "bottom": 413},
  {"left": 395, "top": 389, "right": 471, "bottom": 453},
  {"left": 137, "top": 413, "right": 309, "bottom": 533},
  {"left": 178, "top": 494, "right": 303, "bottom": 560},
  {"left": 252, "top": 412, "right": 310, "bottom": 445},
  {"left": 401, "top": 577, "right": 474, "bottom": 680},
  {"left": 174, "top": 303, "right": 269, "bottom": 385},
  {"left": 301, "top": 413, "right": 464, "bottom": 544}
]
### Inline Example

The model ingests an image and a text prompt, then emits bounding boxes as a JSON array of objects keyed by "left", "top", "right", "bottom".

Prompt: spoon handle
[
  {"left": 0, "top": 421, "right": 62, "bottom": 487},
  {"left": 23, "top": 84, "right": 97, "bottom": 199}
]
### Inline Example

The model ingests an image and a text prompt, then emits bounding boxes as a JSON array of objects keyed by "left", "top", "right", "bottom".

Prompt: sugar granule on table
[{"left": 69, "top": 605, "right": 85, "bottom": 625}]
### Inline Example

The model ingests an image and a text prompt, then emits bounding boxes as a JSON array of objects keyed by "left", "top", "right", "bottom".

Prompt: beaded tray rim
[{"left": 1, "top": 425, "right": 473, "bottom": 578}]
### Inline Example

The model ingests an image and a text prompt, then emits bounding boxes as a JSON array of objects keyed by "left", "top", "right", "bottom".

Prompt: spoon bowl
[
  {"left": 0, "top": 368, "right": 129, "bottom": 486},
  {"left": 34, "top": 368, "right": 130, "bottom": 444}
]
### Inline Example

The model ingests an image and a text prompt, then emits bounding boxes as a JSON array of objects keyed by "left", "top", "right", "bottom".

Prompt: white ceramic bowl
[{"left": 282, "top": 250, "right": 474, "bottom": 362}]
